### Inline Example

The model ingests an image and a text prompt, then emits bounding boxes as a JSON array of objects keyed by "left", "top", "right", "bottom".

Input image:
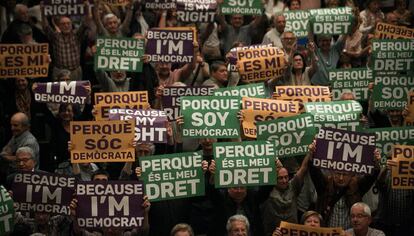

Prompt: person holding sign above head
[
  {"left": 93, "top": 0, "right": 134, "bottom": 37},
  {"left": 359, "top": 0, "right": 385, "bottom": 35},
  {"left": 346, "top": 202, "right": 385, "bottom": 236}
]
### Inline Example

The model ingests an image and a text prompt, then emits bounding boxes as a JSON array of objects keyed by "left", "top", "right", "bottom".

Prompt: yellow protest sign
[
  {"left": 404, "top": 91, "right": 414, "bottom": 126},
  {"left": 392, "top": 145, "right": 414, "bottom": 189},
  {"left": 94, "top": 91, "right": 150, "bottom": 120},
  {"left": 273, "top": 86, "right": 331, "bottom": 103},
  {"left": 375, "top": 22, "right": 414, "bottom": 39},
  {"left": 0, "top": 44, "right": 49, "bottom": 78},
  {"left": 279, "top": 221, "right": 345, "bottom": 236},
  {"left": 237, "top": 47, "right": 285, "bottom": 83},
  {"left": 70, "top": 120, "right": 136, "bottom": 163},
  {"left": 242, "top": 97, "right": 300, "bottom": 138}
]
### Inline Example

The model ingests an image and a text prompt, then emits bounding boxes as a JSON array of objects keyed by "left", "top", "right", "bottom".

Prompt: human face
[
  {"left": 275, "top": 16, "right": 286, "bottom": 34},
  {"left": 282, "top": 33, "right": 296, "bottom": 49},
  {"left": 228, "top": 187, "right": 247, "bottom": 204},
  {"left": 157, "top": 63, "right": 171, "bottom": 77},
  {"left": 105, "top": 16, "right": 119, "bottom": 34},
  {"left": 59, "top": 17, "right": 72, "bottom": 34},
  {"left": 199, "top": 138, "right": 217, "bottom": 152},
  {"left": 10, "top": 114, "right": 28, "bottom": 137},
  {"left": 290, "top": 0, "right": 301, "bottom": 10},
  {"left": 17, "top": 6, "right": 29, "bottom": 22},
  {"left": 212, "top": 65, "right": 228, "bottom": 84},
  {"left": 318, "top": 37, "right": 332, "bottom": 52},
  {"left": 110, "top": 71, "right": 126, "bottom": 83},
  {"left": 228, "top": 220, "right": 247, "bottom": 236},
  {"left": 93, "top": 174, "right": 109, "bottom": 181},
  {"left": 351, "top": 205, "right": 371, "bottom": 232},
  {"left": 340, "top": 92, "right": 355, "bottom": 100},
  {"left": 59, "top": 105, "right": 74, "bottom": 122},
  {"left": 15, "top": 77, "right": 28, "bottom": 91},
  {"left": 333, "top": 171, "right": 353, "bottom": 188},
  {"left": 174, "top": 231, "right": 191, "bottom": 236},
  {"left": 293, "top": 55, "right": 304, "bottom": 70},
  {"left": 368, "top": 1, "right": 380, "bottom": 13},
  {"left": 16, "top": 151, "right": 35, "bottom": 171},
  {"left": 231, "top": 15, "right": 244, "bottom": 28},
  {"left": 304, "top": 215, "right": 321, "bottom": 227},
  {"left": 277, "top": 168, "right": 289, "bottom": 190}
]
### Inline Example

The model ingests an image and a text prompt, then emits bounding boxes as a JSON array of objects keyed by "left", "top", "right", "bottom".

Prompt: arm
[
  {"left": 76, "top": 0, "right": 92, "bottom": 40},
  {"left": 120, "top": 0, "right": 134, "bottom": 36},
  {"left": 307, "top": 42, "right": 317, "bottom": 78},
  {"left": 93, "top": 0, "right": 106, "bottom": 35},
  {"left": 158, "top": 10, "right": 167, "bottom": 28},
  {"left": 40, "top": 1, "right": 55, "bottom": 40},
  {"left": 95, "top": 70, "right": 114, "bottom": 92}
]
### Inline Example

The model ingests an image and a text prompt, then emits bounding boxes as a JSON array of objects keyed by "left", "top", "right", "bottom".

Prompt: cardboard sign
[
  {"left": 162, "top": 86, "right": 215, "bottom": 121},
  {"left": 314, "top": 127, "right": 376, "bottom": 174},
  {"left": 304, "top": 100, "right": 363, "bottom": 131},
  {"left": 392, "top": 145, "right": 414, "bottom": 189},
  {"left": 101, "top": 0, "right": 129, "bottom": 6},
  {"left": 237, "top": 47, "right": 285, "bottom": 83},
  {"left": 214, "top": 83, "right": 267, "bottom": 98},
  {"left": 329, "top": 68, "right": 372, "bottom": 101},
  {"left": 0, "top": 44, "right": 49, "bottom": 78},
  {"left": 283, "top": 10, "right": 310, "bottom": 38},
  {"left": 279, "top": 221, "right": 344, "bottom": 236},
  {"left": 375, "top": 22, "right": 414, "bottom": 39},
  {"left": 11, "top": 172, "right": 75, "bottom": 215},
  {"left": 220, "top": 0, "right": 262, "bottom": 15},
  {"left": 140, "top": 152, "right": 205, "bottom": 201},
  {"left": 405, "top": 92, "right": 414, "bottom": 126},
  {"left": 145, "top": 0, "right": 176, "bottom": 9},
  {"left": 176, "top": 0, "right": 217, "bottom": 22},
  {"left": 43, "top": 0, "right": 90, "bottom": 16},
  {"left": 95, "top": 37, "right": 144, "bottom": 72},
  {"left": 372, "top": 75, "right": 414, "bottom": 110},
  {"left": 214, "top": 141, "right": 277, "bottom": 188},
  {"left": 257, "top": 113, "right": 316, "bottom": 157},
  {"left": 76, "top": 181, "right": 144, "bottom": 229},
  {"left": 242, "top": 97, "right": 300, "bottom": 138},
  {"left": 181, "top": 96, "right": 240, "bottom": 138},
  {"left": 70, "top": 120, "right": 136, "bottom": 163},
  {"left": 371, "top": 39, "right": 414, "bottom": 74},
  {"left": 0, "top": 186, "right": 14, "bottom": 235},
  {"left": 109, "top": 109, "right": 168, "bottom": 143},
  {"left": 227, "top": 44, "right": 273, "bottom": 72},
  {"left": 309, "top": 7, "right": 354, "bottom": 35},
  {"left": 33, "top": 81, "right": 90, "bottom": 104},
  {"left": 146, "top": 28, "right": 194, "bottom": 63},
  {"left": 94, "top": 91, "right": 149, "bottom": 120},
  {"left": 273, "top": 86, "right": 331, "bottom": 103}
]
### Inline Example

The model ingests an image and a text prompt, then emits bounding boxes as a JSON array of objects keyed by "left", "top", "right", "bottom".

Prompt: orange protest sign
[
  {"left": 392, "top": 145, "right": 414, "bottom": 189},
  {"left": 273, "top": 86, "right": 331, "bottom": 103},
  {"left": 70, "top": 120, "right": 136, "bottom": 163},
  {"left": 404, "top": 92, "right": 414, "bottom": 126},
  {"left": 375, "top": 22, "right": 414, "bottom": 39},
  {"left": 279, "top": 221, "right": 345, "bottom": 236}
]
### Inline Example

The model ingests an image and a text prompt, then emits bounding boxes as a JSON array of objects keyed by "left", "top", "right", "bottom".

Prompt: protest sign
[
  {"left": 405, "top": 92, "right": 414, "bottom": 126},
  {"left": 176, "top": 0, "right": 217, "bottom": 22},
  {"left": 391, "top": 145, "right": 414, "bottom": 189},
  {"left": 140, "top": 152, "right": 205, "bottom": 201},
  {"left": 257, "top": 113, "right": 316, "bottom": 157},
  {"left": 70, "top": 120, "right": 135, "bottom": 163},
  {"left": 242, "top": 97, "right": 300, "bottom": 138},
  {"left": 237, "top": 47, "right": 285, "bottom": 83},
  {"left": 146, "top": 28, "right": 194, "bottom": 63},
  {"left": 76, "top": 181, "right": 144, "bottom": 229},
  {"left": 314, "top": 127, "right": 376, "bottom": 174},
  {"left": 162, "top": 86, "right": 215, "bottom": 121},
  {"left": 367, "top": 127, "right": 414, "bottom": 164},
  {"left": 33, "top": 81, "right": 90, "bottom": 104},
  {"left": 109, "top": 109, "right": 168, "bottom": 143},
  {"left": 43, "top": 0, "right": 90, "bottom": 16},
  {"left": 227, "top": 44, "right": 273, "bottom": 72},
  {"left": 0, "top": 186, "right": 14, "bottom": 235},
  {"left": 304, "top": 100, "right": 363, "bottom": 131},
  {"left": 273, "top": 86, "right": 331, "bottom": 103},
  {"left": 329, "top": 68, "right": 372, "bottom": 101},
  {"left": 372, "top": 75, "right": 414, "bottom": 110},
  {"left": 11, "top": 172, "right": 75, "bottom": 215},
  {"left": 375, "top": 22, "right": 414, "bottom": 39},
  {"left": 220, "top": 0, "right": 262, "bottom": 15},
  {"left": 145, "top": 0, "right": 176, "bottom": 9},
  {"left": 214, "top": 83, "right": 267, "bottom": 98},
  {"left": 94, "top": 91, "right": 149, "bottom": 120},
  {"left": 95, "top": 37, "right": 144, "bottom": 72},
  {"left": 279, "top": 221, "right": 344, "bottom": 236},
  {"left": 181, "top": 96, "right": 240, "bottom": 138},
  {"left": 0, "top": 44, "right": 49, "bottom": 78},
  {"left": 214, "top": 141, "right": 276, "bottom": 188},
  {"left": 101, "top": 0, "right": 129, "bottom": 6},
  {"left": 283, "top": 10, "right": 310, "bottom": 38},
  {"left": 371, "top": 39, "right": 414, "bottom": 74},
  {"left": 309, "top": 7, "right": 354, "bottom": 35}
]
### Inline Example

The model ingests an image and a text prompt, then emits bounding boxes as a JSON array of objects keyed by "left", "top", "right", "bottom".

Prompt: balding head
[
  {"left": 11, "top": 112, "right": 30, "bottom": 137},
  {"left": 14, "top": 4, "right": 29, "bottom": 22},
  {"left": 340, "top": 92, "right": 356, "bottom": 101}
]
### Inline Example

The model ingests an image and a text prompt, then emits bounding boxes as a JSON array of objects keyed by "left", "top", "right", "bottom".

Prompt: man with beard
[{"left": 96, "top": 70, "right": 130, "bottom": 92}]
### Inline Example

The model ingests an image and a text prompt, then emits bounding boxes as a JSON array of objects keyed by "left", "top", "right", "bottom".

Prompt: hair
[
  {"left": 14, "top": 4, "right": 28, "bottom": 15},
  {"left": 13, "top": 112, "right": 30, "bottom": 127},
  {"left": 286, "top": 0, "right": 301, "bottom": 8},
  {"left": 226, "top": 214, "right": 250, "bottom": 233},
  {"left": 16, "top": 146, "right": 35, "bottom": 160},
  {"left": 291, "top": 52, "right": 307, "bottom": 73},
  {"left": 91, "top": 169, "right": 110, "bottom": 180},
  {"left": 170, "top": 223, "right": 194, "bottom": 236},
  {"left": 210, "top": 61, "right": 227, "bottom": 73},
  {"left": 103, "top": 13, "right": 120, "bottom": 25},
  {"left": 56, "top": 69, "right": 71, "bottom": 81},
  {"left": 351, "top": 202, "right": 372, "bottom": 216},
  {"left": 301, "top": 210, "right": 324, "bottom": 224}
]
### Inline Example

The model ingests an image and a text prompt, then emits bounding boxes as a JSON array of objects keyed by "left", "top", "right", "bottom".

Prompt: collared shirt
[
  {"left": 346, "top": 227, "right": 385, "bottom": 236},
  {"left": 262, "top": 28, "right": 283, "bottom": 48},
  {"left": 328, "top": 196, "right": 351, "bottom": 229}
]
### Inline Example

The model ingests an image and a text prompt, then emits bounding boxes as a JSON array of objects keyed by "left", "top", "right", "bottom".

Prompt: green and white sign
[
  {"left": 372, "top": 74, "right": 414, "bottom": 110},
  {"left": 257, "top": 113, "right": 316, "bottom": 157},
  {"left": 0, "top": 186, "right": 14, "bottom": 235},
  {"left": 371, "top": 39, "right": 414, "bottom": 74},
  {"left": 181, "top": 96, "right": 240, "bottom": 138},
  {"left": 329, "top": 68, "right": 372, "bottom": 101},
  {"left": 214, "top": 141, "right": 277, "bottom": 188},
  {"left": 283, "top": 10, "right": 310, "bottom": 38},
  {"left": 220, "top": 0, "right": 262, "bottom": 15},
  {"left": 309, "top": 7, "right": 354, "bottom": 35},
  {"left": 139, "top": 152, "right": 205, "bottom": 202},
  {"left": 95, "top": 37, "right": 145, "bottom": 72},
  {"left": 213, "top": 83, "right": 267, "bottom": 98}
]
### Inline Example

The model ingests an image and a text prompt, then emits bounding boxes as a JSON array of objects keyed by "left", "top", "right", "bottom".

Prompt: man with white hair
[
  {"left": 226, "top": 214, "right": 249, "bottom": 236},
  {"left": 346, "top": 202, "right": 385, "bottom": 236},
  {"left": 93, "top": 0, "right": 133, "bottom": 37}
]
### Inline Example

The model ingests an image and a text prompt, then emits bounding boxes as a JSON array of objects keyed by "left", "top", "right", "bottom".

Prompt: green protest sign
[
  {"left": 95, "top": 37, "right": 145, "bottom": 72},
  {"left": 181, "top": 96, "right": 240, "bottom": 138},
  {"left": 139, "top": 152, "right": 205, "bottom": 202},
  {"left": 372, "top": 74, "right": 414, "bottom": 110},
  {"left": 213, "top": 141, "right": 277, "bottom": 188},
  {"left": 329, "top": 68, "right": 372, "bottom": 101},
  {"left": 283, "top": 10, "right": 310, "bottom": 38},
  {"left": 371, "top": 39, "right": 414, "bottom": 74},
  {"left": 220, "top": 0, "right": 262, "bottom": 15},
  {"left": 309, "top": 7, "right": 354, "bottom": 35},
  {"left": 257, "top": 113, "right": 316, "bottom": 157},
  {"left": 367, "top": 127, "right": 414, "bottom": 164},
  {"left": 304, "top": 100, "right": 363, "bottom": 131},
  {"left": 213, "top": 83, "right": 267, "bottom": 98},
  {"left": 0, "top": 186, "right": 14, "bottom": 235}
]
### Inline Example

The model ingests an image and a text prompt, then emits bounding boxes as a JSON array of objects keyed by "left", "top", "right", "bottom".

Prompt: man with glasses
[
  {"left": 226, "top": 214, "right": 249, "bottom": 236},
  {"left": 346, "top": 202, "right": 385, "bottom": 236}
]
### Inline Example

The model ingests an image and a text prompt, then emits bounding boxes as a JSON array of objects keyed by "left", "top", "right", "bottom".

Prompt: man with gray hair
[
  {"left": 346, "top": 202, "right": 385, "bottom": 236},
  {"left": 262, "top": 13, "right": 286, "bottom": 48},
  {"left": 226, "top": 214, "right": 249, "bottom": 236}
]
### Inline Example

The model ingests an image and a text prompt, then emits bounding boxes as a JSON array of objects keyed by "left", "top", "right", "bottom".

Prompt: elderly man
[
  {"left": 227, "top": 214, "right": 249, "bottom": 236},
  {"left": 93, "top": 0, "right": 133, "bottom": 37},
  {"left": 346, "top": 202, "right": 385, "bottom": 236},
  {"left": 262, "top": 13, "right": 286, "bottom": 48}
]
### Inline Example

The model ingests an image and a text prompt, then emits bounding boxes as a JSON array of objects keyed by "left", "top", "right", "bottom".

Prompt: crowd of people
[{"left": 0, "top": 0, "right": 413, "bottom": 235}]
